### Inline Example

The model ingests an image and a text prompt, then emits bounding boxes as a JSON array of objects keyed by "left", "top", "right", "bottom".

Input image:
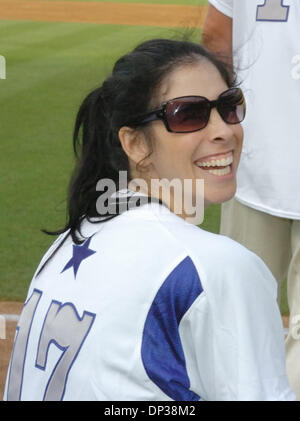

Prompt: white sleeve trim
[{"left": 208, "top": 0, "right": 233, "bottom": 18}]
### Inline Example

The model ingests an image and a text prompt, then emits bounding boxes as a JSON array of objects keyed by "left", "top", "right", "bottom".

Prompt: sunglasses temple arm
[
  {"left": 126, "top": 110, "right": 161, "bottom": 128},
  {"left": 139, "top": 110, "right": 162, "bottom": 124}
]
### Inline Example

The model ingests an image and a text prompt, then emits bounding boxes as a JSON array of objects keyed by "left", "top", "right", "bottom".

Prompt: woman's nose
[{"left": 206, "top": 107, "right": 235, "bottom": 142}]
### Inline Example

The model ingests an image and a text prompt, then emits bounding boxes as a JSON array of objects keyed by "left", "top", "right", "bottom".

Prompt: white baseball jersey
[
  {"left": 4, "top": 191, "right": 295, "bottom": 401},
  {"left": 209, "top": 0, "right": 300, "bottom": 219}
]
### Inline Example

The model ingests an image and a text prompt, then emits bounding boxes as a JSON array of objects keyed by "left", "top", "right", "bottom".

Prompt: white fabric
[
  {"left": 209, "top": 0, "right": 233, "bottom": 18},
  {"left": 4, "top": 191, "right": 295, "bottom": 401},
  {"left": 209, "top": 0, "right": 300, "bottom": 219}
]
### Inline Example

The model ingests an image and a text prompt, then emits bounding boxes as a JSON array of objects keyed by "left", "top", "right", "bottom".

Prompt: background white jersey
[
  {"left": 4, "top": 194, "right": 295, "bottom": 400},
  {"left": 209, "top": 0, "right": 300, "bottom": 219}
]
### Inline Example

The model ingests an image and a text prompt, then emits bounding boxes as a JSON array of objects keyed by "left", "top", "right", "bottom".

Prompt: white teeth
[
  {"left": 208, "top": 166, "right": 231, "bottom": 176},
  {"left": 196, "top": 154, "right": 233, "bottom": 168}
]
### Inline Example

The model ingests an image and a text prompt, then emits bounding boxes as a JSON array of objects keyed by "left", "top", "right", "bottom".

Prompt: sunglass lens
[
  {"left": 166, "top": 98, "right": 210, "bottom": 133},
  {"left": 218, "top": 88, "right": 246, "bottom": 124}
]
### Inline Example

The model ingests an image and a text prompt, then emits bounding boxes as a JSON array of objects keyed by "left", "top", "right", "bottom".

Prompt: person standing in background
[{"left": 202, "top": 0, "right": 300, "bottom": 399}]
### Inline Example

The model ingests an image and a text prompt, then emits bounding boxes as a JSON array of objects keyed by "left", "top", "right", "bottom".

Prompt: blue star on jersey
[{"left": 61, "top": 237, "right": 96, "bottom": 278}]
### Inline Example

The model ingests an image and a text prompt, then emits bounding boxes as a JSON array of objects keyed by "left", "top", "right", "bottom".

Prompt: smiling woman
[
  {"left": 120, "top": 61, "right": 244, "bottom": 207},
  {"left": 3, "top": 38, "right": 295, "bottom": 401}
]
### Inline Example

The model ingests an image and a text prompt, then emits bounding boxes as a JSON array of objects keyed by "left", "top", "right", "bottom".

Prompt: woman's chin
[{"left": 204, "top": 186, "right": 237, "bottom": 207}]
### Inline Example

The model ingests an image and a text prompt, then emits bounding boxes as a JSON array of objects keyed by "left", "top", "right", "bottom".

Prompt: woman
[{"left": 4, "top": 39, "right": 294, "bottom": 401}]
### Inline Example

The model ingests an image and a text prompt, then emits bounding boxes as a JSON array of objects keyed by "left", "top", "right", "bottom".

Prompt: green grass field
[{"left": 0, "top": 0, "right": 289, "bottom": 315}]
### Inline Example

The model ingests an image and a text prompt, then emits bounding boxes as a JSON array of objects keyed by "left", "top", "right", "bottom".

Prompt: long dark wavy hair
[{"left": 44, "top": 38, "right": 235, "bottom": 246}]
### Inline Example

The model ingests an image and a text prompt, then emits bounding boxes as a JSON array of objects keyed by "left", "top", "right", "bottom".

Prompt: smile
[{"left": 195, "top": 152, "right": 233, "bottom": 177}]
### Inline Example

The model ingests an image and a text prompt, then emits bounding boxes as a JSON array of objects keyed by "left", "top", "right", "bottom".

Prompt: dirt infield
[
  {"left": 0, "top": 302, "right": 23, "bottom": 400},
  {"left": 1, "top": 322, "right": 17, "bottom": 400},
  {"left": 0, "top": 0, "right": 208, "bottom": 27}
]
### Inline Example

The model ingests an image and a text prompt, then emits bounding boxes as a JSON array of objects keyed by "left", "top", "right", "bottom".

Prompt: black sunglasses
[{"left": 126, "top": 87, "right": 246, "bottom": 134}]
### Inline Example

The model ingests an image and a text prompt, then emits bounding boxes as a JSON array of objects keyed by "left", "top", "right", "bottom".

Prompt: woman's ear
[{"left": 118, "top": 126, "right": 150, "bottom": 168}]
